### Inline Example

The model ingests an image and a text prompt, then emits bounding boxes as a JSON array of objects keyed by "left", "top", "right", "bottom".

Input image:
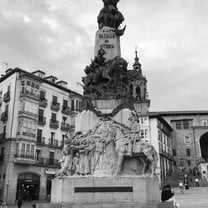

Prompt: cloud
[{"left": 0, "top": 0, "right": 208, "bottom": 110}]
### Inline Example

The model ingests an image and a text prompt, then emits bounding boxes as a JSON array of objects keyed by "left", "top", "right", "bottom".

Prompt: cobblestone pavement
[
  {"left": 7, "top": 187, "right": 208, "bottom": 208},
  {"left": 174, "top": 187, "right": 208, "bottom": 208}
]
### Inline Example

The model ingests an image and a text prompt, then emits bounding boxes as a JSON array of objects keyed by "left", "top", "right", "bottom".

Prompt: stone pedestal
[{"left": 36, "top": 176, "right": 160, "bottom": 208}]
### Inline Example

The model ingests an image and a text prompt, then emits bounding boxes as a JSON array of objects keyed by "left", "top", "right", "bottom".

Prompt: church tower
[{"left": 128, "top": 50, "right": 150, "bottom": 114}]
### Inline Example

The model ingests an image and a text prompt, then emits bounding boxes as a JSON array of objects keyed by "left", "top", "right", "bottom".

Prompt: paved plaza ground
[
  {"left": 7, "top": 187, "right": 208, "bottom": 208},
  {"left": 174, "top": 187, "right": 208, "bottom": 208}
]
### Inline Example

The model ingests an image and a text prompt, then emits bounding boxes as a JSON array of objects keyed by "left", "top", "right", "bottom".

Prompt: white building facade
[{"left": 0, "top": 68, "right": 82, "bottom": 203}]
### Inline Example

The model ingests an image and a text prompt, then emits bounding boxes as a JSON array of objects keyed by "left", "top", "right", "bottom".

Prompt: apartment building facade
[
  {"left": 0, "top": 68, "right": 82, "bottom": 203},
  {"left": 157, "top": 111, "right": 208, "bottom": 180}
]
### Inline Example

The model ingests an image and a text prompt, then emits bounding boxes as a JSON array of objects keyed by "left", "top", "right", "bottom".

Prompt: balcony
[
  {"left": 50, "top": 120, "right": 59, "bottom": 129},
  {"left": 14, "top": 154, "right": 36, "bottom": 164},
  {"left": 20, "top": 90, "right": 39, "bottom": 101},
  {"left": 38, "top": 117, "right": 46, "bottom": 126},
  {"left": 37, "top": 137, "right": 45, "bottom": 145},
  {"left": 35, "top": 157, "right": 60, "bottom": 167},
  {"left": 61, "top": 106, "right": 71, "bottom": 115},
  {"left": 18, "top": 110, "right": 38, "bottom": 118},
  {"left": 61, "top": 122, "right": 70, "bottom": 132},
  {"left": 50, "top": 102, "right": 60, "bottom": 111},
  {"left": 3, "top": 91, "right": 10, "bottom": 103},
  {"left": 21, "top": 132, "right": 36, "bottom": 138},
  {"left": 48, "top": 139, "right": 59, "bottom": 147},
  {"left": 1, "top": 111, "right": 8, "bottom": 122},
  {"left": 39, "top": 98, "right": 48, "bottom": 108}
]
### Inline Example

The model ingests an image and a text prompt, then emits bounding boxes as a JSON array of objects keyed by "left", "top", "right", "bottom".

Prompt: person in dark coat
[
  {"left": 161, "top": 184, "right": 174, "bottom": 202},
  {"left": 161, "top": 184, "right": 179, "bottom": 207}
]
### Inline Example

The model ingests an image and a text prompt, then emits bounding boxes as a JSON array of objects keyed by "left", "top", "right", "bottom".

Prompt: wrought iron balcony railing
[
  {"left": 50, "top": 102, "right": 60, "bottom": 111},
  {"left": 61, "top": 122, "right": 70, "bottom": 132},
  {"left": 1, "top": 111, "right": 8, "bottom": 122},
  {"left": 3, "top": 91, "right": 10, "bottom": 102},
  {"left": 37, "top": 137, "right": 45, "bottom": 145},
  {"left": 35, "top": 157, "right": 60, "bottom": 167},
  {"left": 48, "top": 138, "right": 59, "bottom": 147},
  {"left": 39, "top": 98, "right": 48, "bottom": 108},
  {"left": 38, "top": 117, "right": 46, "bottom": 126},
  {"left": 50, "top": 120, "right": 59, "bottom": 129},
  {"left": 61, "top": 106, "right": 71, "bottom": 115}
]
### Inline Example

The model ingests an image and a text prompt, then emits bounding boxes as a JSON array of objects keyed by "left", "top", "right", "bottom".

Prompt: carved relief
[{"left": 56, "top": 113, "right": 158, "bottom": 177}]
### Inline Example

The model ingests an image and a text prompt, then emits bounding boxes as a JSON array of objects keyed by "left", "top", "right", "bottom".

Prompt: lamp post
[{"left": 5, "top": 180, "right": 9, "bottom": 204}]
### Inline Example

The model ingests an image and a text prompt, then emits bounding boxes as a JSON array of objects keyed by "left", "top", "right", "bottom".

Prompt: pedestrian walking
[
  {"left": 195, "top": 178, "right": 199, "bottom": 187},
  {"left": 179, "top": 180, "right": 184, "bottom": 194}
]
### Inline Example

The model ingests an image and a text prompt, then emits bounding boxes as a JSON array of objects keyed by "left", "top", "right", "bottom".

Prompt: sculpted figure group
[
  {"left": 83, "top": 48, "right": 128, "bottom": 100},
  {"left": 55, "top": 113, "right": 158, "bottom": 178}
]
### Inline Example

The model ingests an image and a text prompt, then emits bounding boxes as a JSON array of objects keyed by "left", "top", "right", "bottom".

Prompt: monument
[{"left": 37, "top": 1, "right": 162, "bottom": 207}]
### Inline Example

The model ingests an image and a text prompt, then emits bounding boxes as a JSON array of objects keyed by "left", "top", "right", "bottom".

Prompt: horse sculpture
[{"left": 112, "top": 139, "right": 158, "bottom": 176}]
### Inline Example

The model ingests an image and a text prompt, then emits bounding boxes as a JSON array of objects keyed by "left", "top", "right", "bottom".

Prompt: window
[
  {"left": 31, "top": 145, "right": 35, "bottom": 158},
  {"left": 16, "top": 143, "right": 19, "bottom": 156},
  {"left": 76, "top": 100, "right": 79, "bottom": 111},
  {"left": 71, "top": 100, "right": 74, "bottom": 111},
  {"left": 52, "top": 95, "right": 57, "bottom": 104},
  {"left": 36, "top": 149, "right": 41, "bottom": 160},
  {"left": 51, "top": 132, "right": 55, "bottom": 140},
  {"left": 179, "top": 158, "right": 184, "bottom": 166},
  {"left": 37, "top": 129, "right": 42, "bottom": 143},
  {"left": 40, "top": 91, "right": 46, "bottom": 100},
  {"left": 176, "top": 122, "right": 182, "bottom": 129},
  {"left": 184, "top": 136, "right": 191, "bottom": 145},
  {"left": 7, "top": 85, "right": 11, "bottom": 92},
  {"left": 38, "top": 109, "right": 44, "bottom": 119},
  {"left": 172, "top": 149, "right": 176, "bottom": 156},
  {"left": 187, "top": 160, "right": 191, "bottom": 166},
  {"left": 1, "top": 147, "right": 4, "bottom": 156},
  {"left": 26, "top": 144, "right": 30, "bottom": 156},
  {"left": 26, "top": 80, "right": 31, "bottom": 86},
  {"left": 186, "top": 149, "right": 191, "bottom": 157},
  {"left": 200, "top": 119, "right": 208, "bottom": 126},
  {"left": 63, "top": 99, "right": 68, "bottom": 108},
  {"left": 51, "top": 113, "right": 56, "bottom": 122},
  {"left": 5, "top": 104, "right": 9, "bottom": 112},
  {"left": 183, "top": 121, "right": 189, "bottom": 129},
  {"left": 49, "top": 151, "right": 54, "bottom": 165},
  {"left": 62, "top": 116, "right": 67, "bottom": 123},
  {"left": 21, "top": 143, "right": 25, "bottom": 156}
]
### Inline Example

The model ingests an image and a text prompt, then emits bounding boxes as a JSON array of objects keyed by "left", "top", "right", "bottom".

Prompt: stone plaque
[{"left": 94, "top": 26, "right": 121, "bottom": 61}]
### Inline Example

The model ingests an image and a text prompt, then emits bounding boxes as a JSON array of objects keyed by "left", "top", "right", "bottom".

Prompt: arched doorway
[
  {"left": 16, "top": 173, "right": 40, "bottom": 201},
  {"left": 200, "top": 132, "right": 208, "bottom": 162}
]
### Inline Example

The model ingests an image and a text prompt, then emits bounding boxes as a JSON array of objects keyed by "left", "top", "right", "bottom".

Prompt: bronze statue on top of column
[{"left": 97, "top": 0, "right": 125, "bottom": 35}]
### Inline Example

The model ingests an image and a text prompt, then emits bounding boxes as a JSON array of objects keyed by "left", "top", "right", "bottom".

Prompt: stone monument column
[{"left": 94, "top": 26, "right": 121, "bottom": 61}]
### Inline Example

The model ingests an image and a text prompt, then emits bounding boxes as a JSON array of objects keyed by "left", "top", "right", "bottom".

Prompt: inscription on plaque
[
  {"left": 94, "top": 26, "right": 121, "bottom": 60},
  {"left": 74, "top": 186, "right": 133, "bottom": 193}
]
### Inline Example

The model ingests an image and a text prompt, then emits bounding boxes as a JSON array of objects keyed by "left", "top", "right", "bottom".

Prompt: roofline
[
  {"left": 0, "top": 67, "right": 83, "bottom": 97},
  {"left": 45, "top": 75, "right": 58, "bottom": 80},
  {"left": 147, "top": 112, "right": 173, "bottom": 131},
  {"left": 150, "top": 111, "right": 208, "bottom": 116},
  {"left": 31, "top": 70, "right": 45, "bottom": 75}
]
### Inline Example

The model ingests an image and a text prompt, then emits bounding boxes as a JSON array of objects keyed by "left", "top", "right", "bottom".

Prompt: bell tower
[{"left": 128, "top": 50, "right": 150, "bottom": 114}]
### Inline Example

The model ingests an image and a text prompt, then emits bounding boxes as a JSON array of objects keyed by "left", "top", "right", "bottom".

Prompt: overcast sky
[{"left": 0, "top": 0, "right": 208, "bottom": 111}]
